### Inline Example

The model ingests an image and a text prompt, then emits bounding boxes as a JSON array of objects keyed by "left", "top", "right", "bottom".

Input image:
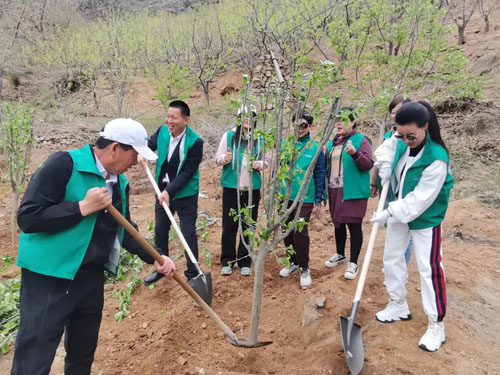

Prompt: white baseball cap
[{"left": 100, "top": 118, "right": 157, "bottom": 160}]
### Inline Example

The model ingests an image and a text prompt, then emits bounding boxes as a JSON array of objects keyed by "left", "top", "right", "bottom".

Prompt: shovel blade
[
  {"left": 228, "top": 338, "right": 273, "bottom": 348},
  {"left": 187, "top": 272, "right": 213, "bottom": 306},
  {"left": 340, "top": 316, "right": 364, "bottom": 375}
]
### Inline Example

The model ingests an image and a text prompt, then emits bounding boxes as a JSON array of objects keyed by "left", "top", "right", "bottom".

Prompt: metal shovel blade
[
  {"left": 228, "top": 338, "right": 273, "bottom": 348},
  {"left": 340, "top": 316, "right": 364, "bottom": 375},
  {"left": 187, "top": 272, "right": 213, "bottom": 306}
]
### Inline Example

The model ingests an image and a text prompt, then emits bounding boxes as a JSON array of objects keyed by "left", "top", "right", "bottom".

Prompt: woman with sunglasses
[
  {"left": 324, "top": 107, "right": 374, "bottom": 280},
  {"left": 278, "top": 111, "right": 325, "bottom": 288},
  {"left": 372, "top": 96, "right": 414, "bottom": 269},
  {"left": 371, "top": 101, "right": 454, "bottom": 352},
  {"left": 215, "top": 104, "right": 270, "bottom": 276}
]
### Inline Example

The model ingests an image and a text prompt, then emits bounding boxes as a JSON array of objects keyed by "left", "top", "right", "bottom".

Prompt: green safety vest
[
  {"left": 17, "top": 144, "right": 128, "bottom": 279},
  {"left": 155, "top": 125, "right": 200, "bottom": 199},
  {"left": 392, "top": 133, "right": 454, "bottom": 229},
  {"left": 221, "top": 130, "right": 263, "bottom": 190},
  {"left": 281, "top": 134, "right": 318, "bottom": 204},
  {"left": 326, "top": 132, "right": 370, "bottom": 201}
]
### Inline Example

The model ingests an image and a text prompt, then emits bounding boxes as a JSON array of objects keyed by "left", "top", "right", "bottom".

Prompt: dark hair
[
  {"left": 292, "top": 111, "right": 314, "bottom": 125},
  {"left": 395, "top": 101, "right": 448, "bottom": 154},
  {"left": 95, "top": 136, "right": 133, "bottom": 151},
  {"left": 338, "top": 106, "right": 358, "bottom": 128},
  {"left": 388, "top": 96, "right": 411, "bottom": 114},
  {"left": 169, "top": 100, "right": 190, "bottom": 117}
]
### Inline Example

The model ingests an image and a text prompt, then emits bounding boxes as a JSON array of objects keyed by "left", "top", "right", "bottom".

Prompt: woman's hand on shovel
[{"left": 155, "top": 255, "right": 176, "bottom": 278}]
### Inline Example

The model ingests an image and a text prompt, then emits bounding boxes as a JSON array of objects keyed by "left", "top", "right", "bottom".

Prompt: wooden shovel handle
[
  {"left": 106, "top": 204, "right": 238, "bottom": 342},
  {"left": 352, "top": 181, "right": 390, "bottom": 303}
]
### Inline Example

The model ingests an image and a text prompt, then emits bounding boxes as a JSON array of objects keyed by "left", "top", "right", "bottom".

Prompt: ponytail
[{"left": 417, "top": 101, "right": 448, "bottom": 155}]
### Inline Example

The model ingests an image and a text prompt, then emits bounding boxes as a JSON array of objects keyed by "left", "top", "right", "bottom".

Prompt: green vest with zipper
[
  {"left": 155, "top": 125, "right": 200, "bottom": 199},
  {"left": 221, "top": 130, "right": 263, "bottom": 190},
  {"left": 326, "top": 132, "right": 370, "bottom": 201},
  {"left": 281, "top": 134, "right": 317, "bottom": 204},
  {"left": 17, "top": 144, "right": 128, "bottom": 280},
  {"left": 392, "top": 133, "right": 454, "bottom": 230}
]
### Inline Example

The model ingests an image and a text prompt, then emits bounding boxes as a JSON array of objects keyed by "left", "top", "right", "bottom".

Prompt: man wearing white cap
[{"left": 11, "top": 118, "right": 176, "bottom": 375}]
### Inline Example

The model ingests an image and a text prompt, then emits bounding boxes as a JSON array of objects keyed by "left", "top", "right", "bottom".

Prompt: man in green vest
[
  {"left": 11, "top": 118, "right": 176, "bottom": 375},
  {"left": 143, "top": 100, "right": 204, "bottom": 285}
]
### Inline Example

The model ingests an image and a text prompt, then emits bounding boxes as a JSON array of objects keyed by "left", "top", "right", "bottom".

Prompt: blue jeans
[{"left": 384, "top": 185, "right": 413, "bottom": 266}]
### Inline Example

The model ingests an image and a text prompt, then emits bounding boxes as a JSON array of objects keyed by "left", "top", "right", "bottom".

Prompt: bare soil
[{"left": 1, "top": 11, "right": 500, "bottom": 375}]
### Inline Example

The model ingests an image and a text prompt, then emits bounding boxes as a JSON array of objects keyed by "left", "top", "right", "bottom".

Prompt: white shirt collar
[
  {"left": 170, "top": 128, "right": 186, "bottom": 142},
  {"left": 94, "top": 153, "right": 117, "bottom": 184}
]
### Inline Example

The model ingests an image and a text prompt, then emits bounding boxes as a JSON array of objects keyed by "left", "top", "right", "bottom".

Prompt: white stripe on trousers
[{"left": 383, "top": 222, "right": 446, "bottom": 322}]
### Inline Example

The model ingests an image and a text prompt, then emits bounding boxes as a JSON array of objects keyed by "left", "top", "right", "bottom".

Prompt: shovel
[
  {"left": 142, "top": 163, "right": 213, "bottom": 306},
  {"left": 107, "top": 204, "right": 272, "bottom": 348},
  {"left": 340, "top": 181, "right": 390, "bottom": 375}
]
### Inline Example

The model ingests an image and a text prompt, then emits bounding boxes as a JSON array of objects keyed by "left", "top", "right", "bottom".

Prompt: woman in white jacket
[{"left": 371, "top": 101, "right": 454, "bottom": 352}]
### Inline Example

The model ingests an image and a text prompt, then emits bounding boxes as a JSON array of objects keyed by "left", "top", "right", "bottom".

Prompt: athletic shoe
[
  {"left": 221, "top": 266, "right": 233, "bottom": 275},
  {"left": 299, "top": 267, "right": 312, "bottom": 287},
  {"left": 344, "top": 262, "right": 359, "bottom": 280},
  {"left": 419, "top": 320, "right": 445, "bottom": 352},
  {"left": 324, "top": 253, "right": 347, "bottom": 268},
  {"left": 376, "top": 299, "right": 412, "bottom": 323},
  {"left": 279, "top": 263, "right": 299, "bottom": 277},
  {"left": 240, "top": 267, "right": 252, "bottom": 276}
]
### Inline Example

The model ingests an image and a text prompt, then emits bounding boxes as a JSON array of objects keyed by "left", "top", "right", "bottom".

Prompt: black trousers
[
  {"left": 283, "top": 203, "right": 314, "bottom": 269},
  {"left": 335, "top": 222, "right": 363, "bottom": 264},
  {"left": 155, "top": 193, "right": 199, "bottom": 279},
  {"left": 11, "top": 266, "right": 104, "bottom": 375},
  {"left": 220, "top": 188, "right": 260, "bottom": 268}
]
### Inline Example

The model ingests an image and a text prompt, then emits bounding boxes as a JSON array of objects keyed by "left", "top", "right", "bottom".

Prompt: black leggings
[{"left": 334, "top": 223, "right": 363, "bottom": 264}]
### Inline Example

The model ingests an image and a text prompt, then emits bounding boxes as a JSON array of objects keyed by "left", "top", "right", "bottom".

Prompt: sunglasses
[
  {"left": 394, "top": 127, "right": 424, "bottom": 142},
  {"left": 298, "top": 122, "right": 310, "bottom": 130}
]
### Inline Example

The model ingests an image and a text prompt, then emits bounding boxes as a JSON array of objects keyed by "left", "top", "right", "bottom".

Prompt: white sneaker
[
  {"left": 279, "top": 263, "right": 299, "bottom": 277},
  {"left": 324, "top": 253, "right": 347, "bottom": 268},
  {"left": 221, "top": 266, "right": 232, "bottom": 275},
  {"left": 299, "top": 267, "right": 312, "bottom": 287},
  {"left": 344, "top": 262, "right": 358, "bottom": 280},
  {"left": 419, "top": 320, "right": 445, "bottom": 352},
  {"left": 376, "top": 299, "right": 412, "bottom": 323}
]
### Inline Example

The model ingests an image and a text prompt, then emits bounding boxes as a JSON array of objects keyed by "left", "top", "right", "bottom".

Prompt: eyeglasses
[{"left": 394, "top": 127, "right": 424, "bottom": 142}]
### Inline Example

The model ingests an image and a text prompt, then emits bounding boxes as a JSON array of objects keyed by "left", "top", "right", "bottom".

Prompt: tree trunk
[
  {"left": 457, "top": 25, "right": 466, "bottom": 45},
  {"left": 0, "top": 68, "right": 4, "bottom": 101},
  {"left": 203, "top": 87, "right": 210, "bottom": 106},
  {"left": 247, "top": 245, "right": 269, "bottom": 345},
  {"left": 11, "top": 192, "right": 20, "bottom": 246}
]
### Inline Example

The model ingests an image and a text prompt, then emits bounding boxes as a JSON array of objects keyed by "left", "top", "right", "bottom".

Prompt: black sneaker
[{"left": 143, "top": 271, "right": 164, "bottom": 286}]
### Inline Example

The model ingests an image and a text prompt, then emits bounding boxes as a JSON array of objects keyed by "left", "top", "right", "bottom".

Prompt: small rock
[
  {"left": 365, "top": 298, "right": 373, "bottom": 304},
  {"left": 142, "top": 322, "right": 148, "bottom": 329},
  {"left": 199, "top": 369, "right": 206, "bottom": 375},
  {"left": 177, "top": 356, "right": 187, "bottom": 366},
  {"left": 201, "top": 322, "right": 207, "bottom": 329},
  {"left": 315, "top": 296, "right": 326, "bottom": 308}
]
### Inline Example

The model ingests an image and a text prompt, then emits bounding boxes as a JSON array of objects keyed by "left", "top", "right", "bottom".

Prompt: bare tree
[
  {"left": 444, "top": 0, "right": 481, "bottom": 44},
  {"left": 187, "top": 8, "right": 227, "bottom": 106},
  {"left": 478, "top": 0, "right": 497, "bottom": 32}
]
